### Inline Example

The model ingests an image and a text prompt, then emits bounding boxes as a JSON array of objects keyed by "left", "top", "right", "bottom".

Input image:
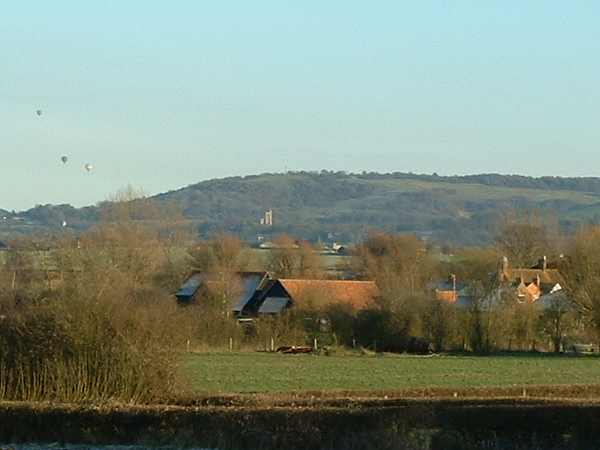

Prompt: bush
[
  {"left": 0, "top": 294, "right": 186, "bottom": 403},
  {"left": 252, "top": 313, "right": 307, "bottom": 350},
  {"left": 354, "top": 308, "right": 416, "bottom": 353}
]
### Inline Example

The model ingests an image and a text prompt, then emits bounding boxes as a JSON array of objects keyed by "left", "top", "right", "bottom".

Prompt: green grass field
[{"left": 184, "top": 352, "right": 600, "bottom": 394}]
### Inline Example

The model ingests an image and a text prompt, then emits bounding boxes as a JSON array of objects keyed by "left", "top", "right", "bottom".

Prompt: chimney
[
  {"left": 451, "top": 273, "right": 457, "bottom": 302},
  {"left": 500, "top": 256, "right": 509, "bottom": 280}
]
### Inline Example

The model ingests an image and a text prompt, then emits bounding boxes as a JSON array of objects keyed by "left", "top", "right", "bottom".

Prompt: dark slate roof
[
  {"left": 536, "top": 289, "right": 571, "bottom": 310},
  {"left": 0, "top": 241, "right": 8, "bottom": 250},
  {"left": 175, "top": 273, "right": 206, "bottom": 301},
  {"left": 231, "top": 272, "right": 271, "bottom": 312},
  {"left": 175, "top": 271, "right": 270, "bottom": 311},
  {"left": 453, "top": 293, "right": 474, "bottom": 309},
  {"left": 258, "top": 297, "right": 290, "bottom": 314}
]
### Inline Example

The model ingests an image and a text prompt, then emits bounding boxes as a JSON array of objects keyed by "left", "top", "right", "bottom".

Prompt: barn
[{"left": 242, "top": 278, "right": 380, "bottom": 315}]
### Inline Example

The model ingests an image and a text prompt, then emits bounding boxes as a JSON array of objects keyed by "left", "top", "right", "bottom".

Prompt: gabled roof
[
  {"left": 176, "top": 272, "right": 206, "bottom": 299},
  {"left": 277, "top": 279, "right": 379, "bottom": 309},
  {"left": 230, "top": 272, "right": 271, "bottom": 312},
  {"left": 517, "top": 280, "right": 541, "bottom": 302}
]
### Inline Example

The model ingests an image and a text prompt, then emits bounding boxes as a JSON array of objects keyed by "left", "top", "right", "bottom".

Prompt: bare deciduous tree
[
  {"left": 354, "top": 232, "right": 434, "bottom": 309},
  {"left": 494, "top": 210, "right": 559, "bottom": 267},
  {"left": 538, "top": 292, "right": 577, "bottom": 352},
  {"left": 268, "top": 235, "right": 322, "bottom": 279},
  {"left": 561, "top": 226, "right": 600, "bottom": 341}
]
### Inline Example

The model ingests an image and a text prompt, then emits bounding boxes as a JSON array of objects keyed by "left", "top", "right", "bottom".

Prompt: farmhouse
[
  {"left": 432, "top": 257, "right": 566, "bottom": 309},
  {"left": 498, "top": 256, "right": 564, "bottom": 303}
]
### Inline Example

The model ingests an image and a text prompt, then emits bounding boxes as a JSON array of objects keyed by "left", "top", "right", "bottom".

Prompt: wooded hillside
[{"left": 5, "top": 172, "right": 600, "bottom": 245}]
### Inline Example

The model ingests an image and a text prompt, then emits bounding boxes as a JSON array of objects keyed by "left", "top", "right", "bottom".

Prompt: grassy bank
[{"left": 184, "top": 351, "right": 600, "bottom": 394}]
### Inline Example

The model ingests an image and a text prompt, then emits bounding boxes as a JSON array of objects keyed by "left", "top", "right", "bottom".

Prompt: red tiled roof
[
  {"left": 436, "top": 290, "right": 458, "bottom": 303},
  {"left": 278, "top": 279, "right": 379, "bottom": 310}
]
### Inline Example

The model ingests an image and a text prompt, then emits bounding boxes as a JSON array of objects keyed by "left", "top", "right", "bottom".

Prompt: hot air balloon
[
  {"left": 84, "top": 163, "right": 93, "bottom": 172},
  {"left": 61, "top": 156, "right": 68, "bottom": 164},
  {"left": 36, "top": 109, "right": 43, "bottom": 116}
]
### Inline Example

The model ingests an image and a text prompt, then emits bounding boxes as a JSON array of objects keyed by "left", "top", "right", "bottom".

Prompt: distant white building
[{"left": 260, "top": 209, "right": 273, "bottom": 226}]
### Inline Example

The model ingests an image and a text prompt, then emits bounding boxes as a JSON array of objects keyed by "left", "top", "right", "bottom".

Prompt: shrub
[{"left": 0, "top": 293, "right": 186, "bottom": 403}]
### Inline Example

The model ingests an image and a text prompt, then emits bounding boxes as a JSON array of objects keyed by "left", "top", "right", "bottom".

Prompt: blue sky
[{"left": 2, "top": 1, "right": 599, "bottom": 210}]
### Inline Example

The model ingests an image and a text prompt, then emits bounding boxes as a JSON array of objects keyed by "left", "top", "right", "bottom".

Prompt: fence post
[
  {"left": 314, "top": 337, "right": 318, "bottom": 351},
  {"left": 186, "top": 339, "right": 190, "bottom": 353},
  {"left": 270, "top": 337, "right": 275, "bottom": 352},
  {"left": 229, "top": 337, "right": 233, "bottom": 352},
  {"left": 352, "top": 338, "right": 356, "bottom": 349}
]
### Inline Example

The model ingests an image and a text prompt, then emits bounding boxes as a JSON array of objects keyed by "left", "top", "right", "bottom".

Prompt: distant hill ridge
[
  {"left": 165, "top": 172, "right": 600, "bottom": 196},
  {"left": 4, "top": 172, "right": 600, "bottom": 245}
]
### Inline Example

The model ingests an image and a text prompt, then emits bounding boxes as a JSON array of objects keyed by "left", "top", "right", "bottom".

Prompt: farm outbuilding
[
  {"left": 175, "top": 271, "right": 271, "bottom": 315},
  {"left": 176, "top": 271, "right": 380, "bottom": 318},
  {"left": 242, "top": 279, "right": 380, "bottom": 316}
]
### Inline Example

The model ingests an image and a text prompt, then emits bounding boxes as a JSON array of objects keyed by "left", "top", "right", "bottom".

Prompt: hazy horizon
[{"left": 3, "top": 2, "right": 599, "bottom": 210}]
